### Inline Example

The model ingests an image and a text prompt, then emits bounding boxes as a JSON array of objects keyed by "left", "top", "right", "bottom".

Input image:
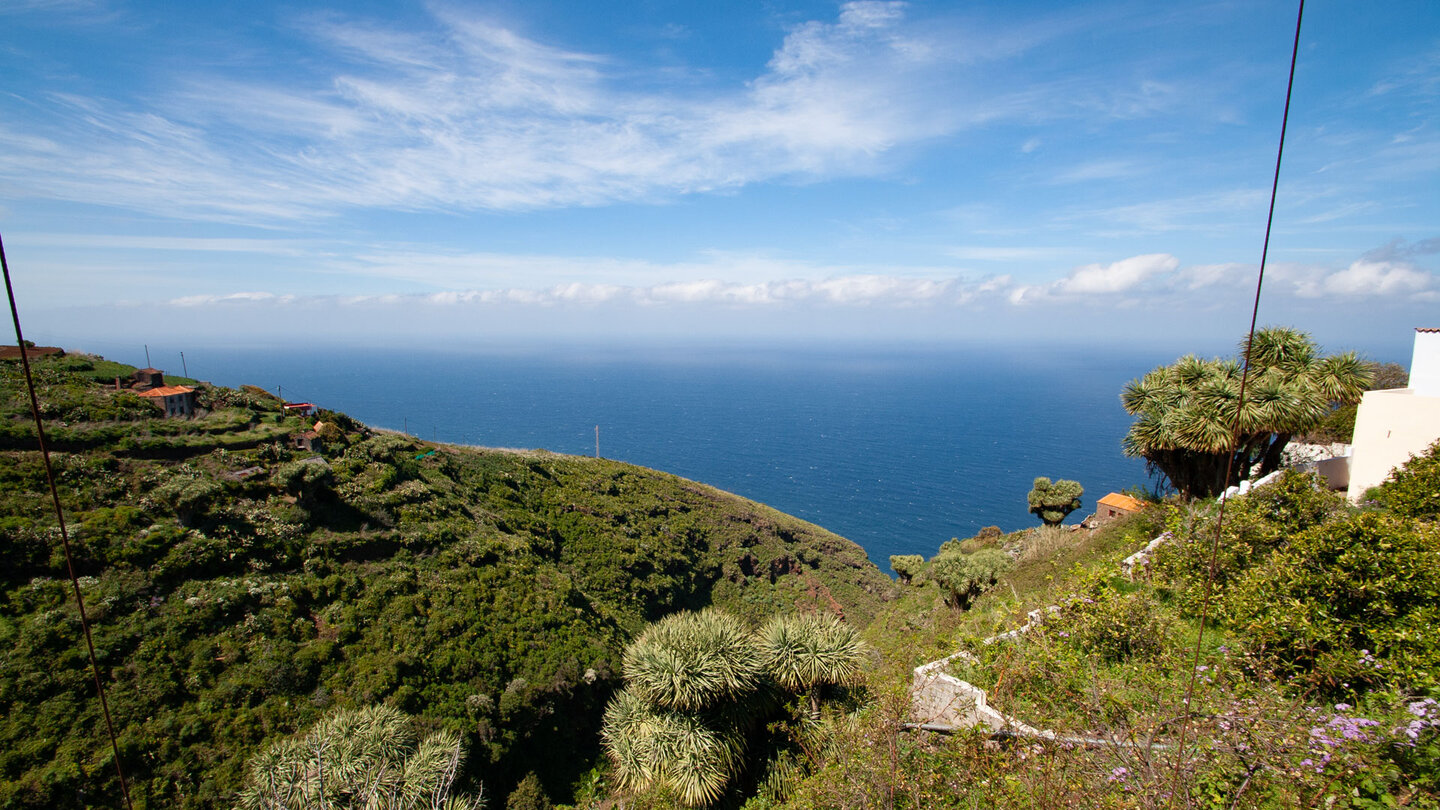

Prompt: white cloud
[
  {"left": 155, "top": 274, "right": 1005, "bottom": 312},
  {"left": 169, "top": 291, "right": 294, "bottom": 306},
  {"left": 1179, "top": 262, "right": 1250, "bottom": 290},
  {"left": 0, "top": 2, "right": 1176, "bottom": 223},
  {"left": 1054, "top": 253, "right": 1178, "bottom": 294},
  {"left": 1072, "top": 189, "right": 1268, "bottom": 235},
  {"left": 1319, "top": 259, "right": 1433, "bottom": 297},
  {"left": 1049, "top": 159, "right": 1142, "bottom": 184},
  {"left": 946, "top": 245, "right": 1073, "bottom": 261},
  {"left": 0, "top": 4, "right": 967, "bottom": 220}
]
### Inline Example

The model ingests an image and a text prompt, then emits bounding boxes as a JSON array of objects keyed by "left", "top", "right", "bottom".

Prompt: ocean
[{"left": 118, "top": 342, "right": 1168, "bottom": 570}]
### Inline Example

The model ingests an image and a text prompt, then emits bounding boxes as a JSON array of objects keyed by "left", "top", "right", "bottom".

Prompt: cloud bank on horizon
[{"left": 1, "top": 0, "right": 1436, "bottom": 352}]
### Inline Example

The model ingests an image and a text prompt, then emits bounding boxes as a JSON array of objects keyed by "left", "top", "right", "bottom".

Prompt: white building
[{"left": 1346, "top": 328, "right": 1440, "bottom": 502}]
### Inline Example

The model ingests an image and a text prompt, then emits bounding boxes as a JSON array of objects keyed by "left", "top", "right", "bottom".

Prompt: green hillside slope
[{"left": 0, "top": 354, "right": 892, "bottom": 808}]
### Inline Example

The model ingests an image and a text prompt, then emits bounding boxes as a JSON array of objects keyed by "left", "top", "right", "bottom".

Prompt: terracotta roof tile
[{"left": 1097, "top": 492, "right": 1147, "bottom": 512}]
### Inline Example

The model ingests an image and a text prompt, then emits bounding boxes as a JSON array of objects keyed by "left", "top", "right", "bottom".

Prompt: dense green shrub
[
  {"left": 1366, "top": 439, "right": 1440, "bottom": 520},
  {"left": 1151, "top": 471, "right": 1346, "bottom": 612},
  {"left": 1061, "top": 579, "right": 1171, "bottom": 663},
  {"left": 927, "top": 549, "right": 1013, "bottom": 610},
  {"left": 506, "top": 773, "right": 553, "bottom": 810},
  {"left": 888, "top": 554, "right": 924, "bottom": 584},
  {"left": 1223, "top": 510, "right": 1440, "bottom": 693}
]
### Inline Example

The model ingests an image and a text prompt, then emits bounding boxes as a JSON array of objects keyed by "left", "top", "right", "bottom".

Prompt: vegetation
[
  {"left": 1304, "top": 361, "right": 1409, "bottom": 443},
  {"left": 1366, "top": 438, "right": 1440, "bottom": 519},
  {"left": 601, "top": 608, "right": 864, "bottom": 807},
  {"left": 1025, "top": 476, "right": 1083, "bottom": 526},
  {"left": 927, "top": 548, "right": 1013, "bottom": 610},
  {"left": 1121, "top": 327, "right": 1369, "bottom": 498},
  {"left": 770, "top": 457, "right": 1440, "bottom": 808},
  {"left": 0, "top": 354, "right": 890, "bottom": 808},
  {"left": 237, "top": 704, "right": 484, "bottom": 810},
  {"left": 8, "top": 345, "right": 1439, "bottom": 809},
  {"left": 887, "top": 554, "right": 924, "bottom": 584}
]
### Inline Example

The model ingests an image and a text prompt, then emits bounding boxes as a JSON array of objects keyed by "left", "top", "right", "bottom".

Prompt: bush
[
  {"left": 506, "top": 773, "right": 553, "bottom": 810},
  {"left": 1152, "top": 471, "right": 1345, "bottom": 612},
  {"left": 1223, "top": 510, "right": 1440, "bottom": 693},
  {"left": 889, "top": 554, "right": 924, "bottom": 584},
  {"left": 928, "top": 549, "right": 1013, "bottom": 610},
  {"left": 1366, "top": 439, "right": 1440, "bottom": 520},
  {"left": 1061, "top": 579, "right": 1171, "bottom": 663}
]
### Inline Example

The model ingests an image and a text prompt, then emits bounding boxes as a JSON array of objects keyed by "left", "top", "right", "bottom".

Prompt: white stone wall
[
  {"left": 1411, "top": 329, "right": 1440, "bottom": 397},
  {"left": 1347, "top": 389, "right": 1440, "bottom": 502}
]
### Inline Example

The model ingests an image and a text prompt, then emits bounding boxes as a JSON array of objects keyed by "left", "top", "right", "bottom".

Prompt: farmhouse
[
  {"left": 137, "top": 385, "right": 197, "bottom": 418},
  {"left": 1093, "top": 492, "right": 1147, "bottom": 524}
]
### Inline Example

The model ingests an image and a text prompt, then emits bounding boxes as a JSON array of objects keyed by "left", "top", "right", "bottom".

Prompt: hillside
[
  {"left": 0, "top": 353, "right": 892, "bottom": 808},
  {"left": 773, "top": 464, "right": 1440, "bottom": 808}
]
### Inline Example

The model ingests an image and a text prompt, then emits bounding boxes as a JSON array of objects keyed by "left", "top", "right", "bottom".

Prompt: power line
[
  {"left": 1168, "top": 1, "right": 1306, "bottom": 800},
  {"left": 1, "top": 231, "right": 135, "bottom": 810}
]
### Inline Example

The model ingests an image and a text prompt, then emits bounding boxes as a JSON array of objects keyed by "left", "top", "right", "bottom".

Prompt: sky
[{"left": 1, "top": 0, "right": 1437, "bottom": 359}]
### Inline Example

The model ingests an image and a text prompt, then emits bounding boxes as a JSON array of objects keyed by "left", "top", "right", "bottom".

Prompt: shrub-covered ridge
[{"left": 0, "top": 353, "right": 891, "bottom": 808}]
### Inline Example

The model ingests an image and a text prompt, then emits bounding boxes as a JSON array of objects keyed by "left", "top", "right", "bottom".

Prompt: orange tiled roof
[
  {"left": 137, "top": 385, "right": 194, "bottom": 397},
  {"left": 1097, "top": 492, "right": 1147, "bottom": 512}
]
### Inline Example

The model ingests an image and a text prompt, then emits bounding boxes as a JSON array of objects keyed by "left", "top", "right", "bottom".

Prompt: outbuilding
[
  {"left": 1093, "top": 492, "right": 1147, "bottom": 524},
  {"left": 138, "top": 385, "right": 196, "bottom": 418}
]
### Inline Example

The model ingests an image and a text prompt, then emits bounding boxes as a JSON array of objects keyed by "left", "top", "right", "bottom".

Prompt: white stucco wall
[
  {"left": 1411, "top": 329, "right": 1440, "bottom": 397},
  {"left": 1347, "top": 388, "right": 1440, "bottom": 502}
]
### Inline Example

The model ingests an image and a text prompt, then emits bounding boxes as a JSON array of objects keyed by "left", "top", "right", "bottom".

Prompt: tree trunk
[{"left": 1258, "top": 432, "right": 1291, "bottom": 476}]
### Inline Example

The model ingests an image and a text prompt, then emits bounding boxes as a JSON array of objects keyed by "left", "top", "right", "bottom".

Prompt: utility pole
[
  {"left": 595, "top": 425, "right": 600, "bottom": 458},
  {"left": 180, "top": 351, "right": 187, "bottom": 378},
  {"left": 144, "top": 344, "right": 150, "bottom": 368}
]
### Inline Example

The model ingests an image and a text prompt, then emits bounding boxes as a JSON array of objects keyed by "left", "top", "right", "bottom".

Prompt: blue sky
[{"left": 2, "top": 0, "right": 1437, "bottom": 358}]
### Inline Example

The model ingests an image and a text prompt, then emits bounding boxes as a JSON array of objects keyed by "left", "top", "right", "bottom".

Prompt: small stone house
[
  {"left": 133, "top": 367, "right": 166, "bottom": 389},
  {"left": 138, "top": 385, "right": 196, "bottom": 418},
  {"left": 290, "top": 430, "right": 323, "bottom": 453},
  {"left": 1093, "top": 492, "right": 1147, "bottom": 524}
]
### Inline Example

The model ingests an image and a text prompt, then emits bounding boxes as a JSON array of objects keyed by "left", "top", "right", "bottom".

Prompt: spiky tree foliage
[
  {"left": 889, "top": 554, "right": 925, "bottom": 584},
  {"left": 1027, "top": 477, "right": 1084, "bottom": 526},
  {"left": 1122, "top": 327, "right": 1370, "bottom": 499},
  {"left": 623, "top": 608, "right": 764, "bottom": 712},
  {"left": 601, "top": 688, "right": 744, "bottom": 807},
  {"left": 928, "top": 549, "right": 1014, "bottom": 610},
  {"left": 760, "top": 613, "right": 865, "bottom": 717},
  {"left": 603, "top": 609, "right": 867, "bottom": 807},
  {"left": 237, "top": 705, "right": 483, "bottom": 810},
  {"left": 760, "top": 613, "right": 864, "bottom": 693}
]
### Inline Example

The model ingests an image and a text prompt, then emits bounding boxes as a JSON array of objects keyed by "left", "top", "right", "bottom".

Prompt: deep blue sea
[{"left": 111, "top": 342, "right": 1171, "bottom": 571}]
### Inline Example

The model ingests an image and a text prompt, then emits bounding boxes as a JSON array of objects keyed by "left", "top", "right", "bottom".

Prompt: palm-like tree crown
[
  {"left": 623, "top": 608, "right": 765, "bottom": 712},
  {"left": 759, "top": 613, "right": 865, "bottom": 692},
  {"left": 1120, "top": 327, "right": 1371, "bottom": 498},
  {"left": 237, "top": 705, "right": 480, "bottom": 810},
  {"left": 601, "top": 687, "right": 742, "bottom": 807}
]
